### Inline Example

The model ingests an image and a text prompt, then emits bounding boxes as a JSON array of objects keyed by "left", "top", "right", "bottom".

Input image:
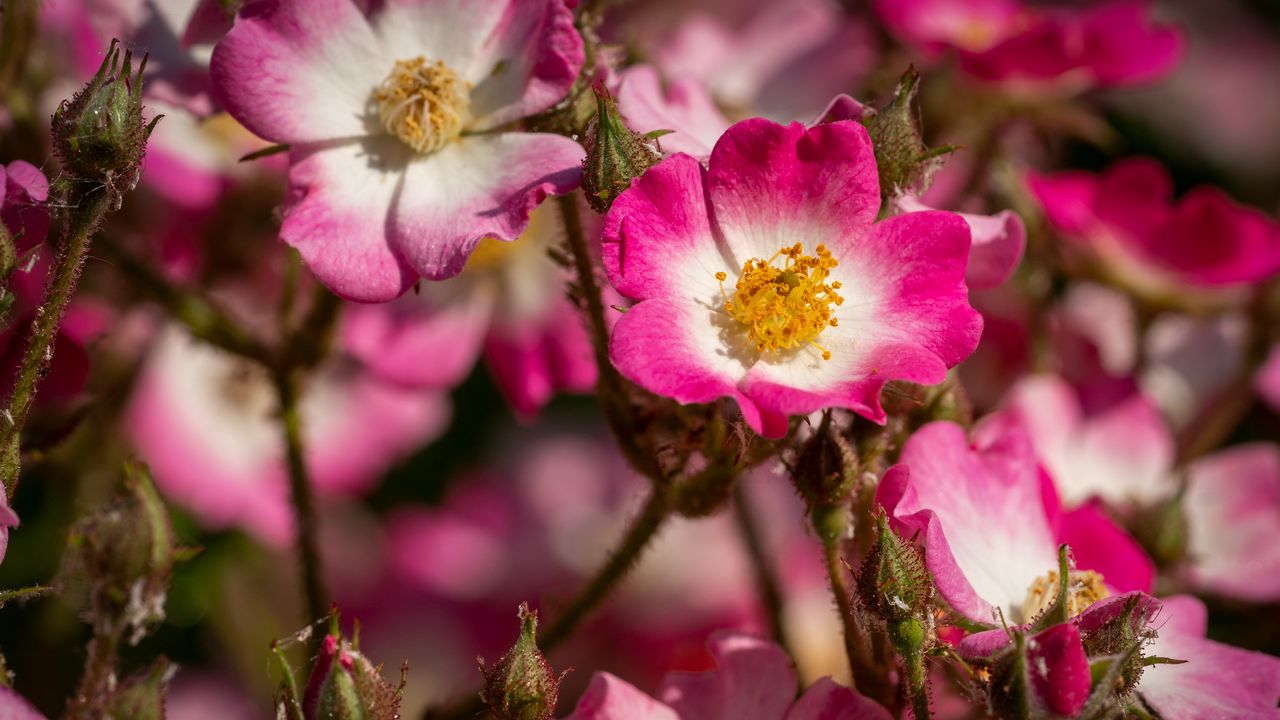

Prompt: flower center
[
  {"left": 373, "top": 57, "right": 471, "bottom": 153},
  {"left": 716, "top": 243, "right": 843, "bottom": 359},
  {"left": 1021, "top": 569, "right": 1110, "bottom": 623}
]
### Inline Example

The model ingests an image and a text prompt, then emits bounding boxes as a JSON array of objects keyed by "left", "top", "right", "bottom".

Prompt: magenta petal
[
  {"left": 1140, "top": 595, "right": 1280, "bottom": 719},
  {"left": 1027, "top": 623, "right": 1090, "bottom": 716},
  {"left": 783, "top": 678, "right": 892, "bottom": 720},
  {"left": 1057, "top": 503, "right": 1155, "bottom": 594},
  {"left": 657, "top": 631, "right": 797, "bottom": 720},
  {"left": 566, "top": 673, "right": 680, "bottom": 720},
  {"left": 894, "top": 194, "right": 1025, "bottom": 289},
  {"left": 391, "top": 133, "right": 583, "bottom": 281},
  {"left": 0, "top": 686, "right": 45, "bottom": 720},
  {"left": 280, "top": 141, "right": 418, "bottom": 302},
  {"left": 1258, "top": 345, "right": 1280, "bottom": 412},
  {"left": 615, "top": 64, "right": 729, "bottom": 159}
]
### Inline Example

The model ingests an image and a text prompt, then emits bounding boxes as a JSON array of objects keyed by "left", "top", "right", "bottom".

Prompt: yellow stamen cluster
[
  {"left": 373, "top": 57, "right": 471, "bottom": 154},
  {"left": 1021, "top": 569, "right": 1110, "bottom": 623},
  {"left": 717, "top": 243, "right": 843, "bottom": 360}
]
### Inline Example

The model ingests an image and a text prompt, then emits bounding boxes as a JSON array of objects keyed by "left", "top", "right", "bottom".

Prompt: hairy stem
[
  {"left": 0, "top": 185, "right": 109, "bottom": 496},
  {"left": 66, "top": 616, "right": 122, "bottom": 719},
  {"left": 274, "top": 369, "right": 328, "bottom": 630},
  {"left": 822, "top": 537, "right": 865, "bottom": 689},
  {"left": 733, "top": 483, "right": 791, "bottom": 655}
]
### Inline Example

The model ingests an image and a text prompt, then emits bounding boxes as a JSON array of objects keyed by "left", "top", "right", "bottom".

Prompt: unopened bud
[
  {"left": 793, "top": 418, "right": 858, "bottom": 508},
  {"left": 581, "top": 82, "right": 660, "bottom": 213},
  {"left": 857, "top": 513, "right": 933, "bottom": 631},
  {"left": 861, "top": 68, "right": 955, "bottom": 205},
  {"left": 105, "top": 657, "right": 175, "bottom": 720},
  {"left": 51, "top": 39, "right": 159, "bottom": 191},
  {"left": 301, "top": 614, "right": 404, "bottom": 720},
  {"left": 1077, "top": 592, "right": 1161, "bottom": 696},
  {"left": 988, "top": 623, "right": 1090, "bottom": 719},
  {"left": 480, "top": 603, "right": 564, "bottom": 720}
]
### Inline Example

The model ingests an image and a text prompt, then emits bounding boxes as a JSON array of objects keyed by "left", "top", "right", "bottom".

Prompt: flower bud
[
  {"left": 66, "top": 463, "right": 178, "bottom": 644},
  {"left": 105, "top": 658, "right": 175, "bottom": 720},
  {"left": 793, "top": 417, "right": 858, "bottom": 509},
  {"left": 987, "top": 623, "right": 1091, "bottom": 719},
  {"left": 858, "top": 513, "right": 933, "bottom": 625},
  {"left": 1077, "top": 592, "right": 1161, "bottom": 697},
  {"left": 51, "top": 39, "right": 159, "bottom": 192},
  {"left": 861, "top": 68, "right": 955, "bottom": 204},
  {"left": 1130, "top": 493, "right": 1187, "bottom": 569},
  {"left": 480, "top": 603, "right": 563, "bottom": 720},
  {"left": 301, "top": 615, "right": 404, "bottom": 720},
  {"left": 581, "top": 82, "right": 660, "bottom": 213}
]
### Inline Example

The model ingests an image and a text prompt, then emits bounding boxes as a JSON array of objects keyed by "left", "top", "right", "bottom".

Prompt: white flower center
[{"left": 373, "top": 57, "right": 471, "bottom": 153}]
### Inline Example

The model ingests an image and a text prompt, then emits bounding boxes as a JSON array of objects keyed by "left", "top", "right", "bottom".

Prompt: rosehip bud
[
  {"left": 51, "top": 39, "right": 159, "bottom": 193},
  {"left": 581, "top": 82, "right": 660, "bottom": 213},
  {"left": 857, "top": 512, "right": 933, "bottom": 627},
  {"left": 301, "top": 617, "right": 404, "bottom": 720},
  {"left": 480, "top": 604, "right": 564, "bottom": 720},
  {"left": 861, "top": 68, "right": 955, "bottom": 205},
  {"left": 793, "top": 417, "right": 857, "bottom": 509}
]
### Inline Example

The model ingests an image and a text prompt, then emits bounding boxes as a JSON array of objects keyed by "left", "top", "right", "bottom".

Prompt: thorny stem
[
  {"left": 557, "top": 193, "right": 661, "bottom": 479},
  {"left": 274, "top": 368, "right": 328, "bottom": 632},
  {"left": 733, "top": 483, "right": 792, "bottom": 655},
  {"left": 426, "top": 487, "right": 673, "bottom": 720},
  {"left": 66, "top": 614, "right": 123, "bottom": 720},
  {"left": 0, "top": 184, "right": 110, "bottom": 497},
  {"left": 905, "top": 652, "right": 931, "bottom": 719},
  {"left": 822, "top": 537, "right": 866, "bottom": 689}
]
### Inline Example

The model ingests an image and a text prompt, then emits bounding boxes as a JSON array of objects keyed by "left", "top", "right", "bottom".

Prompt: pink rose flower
[
  {"left": 1029, "top": 158, "right": 1280, "bottom": 302},
  {"left": 892, "top": 194, "right": 1025, "bottom": 290},
  {"left": 0, "top": 686, "right": 44, "bottom": 720},
  {"left": 877, "top": 419, "right": 1154, "bottom": 629},
  {"left": 210, "top": 0, "right": 586, "bottom": 301},
  {"left": 342, "top": 201, "right": 597, "bottom": 417},
  {"left": 124, "top": 324, "right": 450, "bottom": 546},
  {"left": 565, "top": 631, "right": 890, "bottom": 720},
  {"left": 603, "top": 118, "right": 982, "bottom": 437}
]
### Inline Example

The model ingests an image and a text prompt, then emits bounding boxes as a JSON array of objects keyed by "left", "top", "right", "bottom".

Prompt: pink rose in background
[
  {"left": 878, "top": 420, "right": 1154, "bottom": 629},
  {"left": 0, "top": 686, "right": 44, "bottom": 720},
  {"left": 604, "top": 118, "right": 981, "bottom": 437},
  {"left": 1029, "top": 158, "right": 1280, "bottom": 302},
  {"left": 892, "top": 194, "right": 1025, "bottom": 290},
  {"left": 1260, "top": 345, "right": 1280, "bottom": 412},
  {"left": 211, "top": 0, "right": 586, "bottom": 302},
  {"left": 565, "top": 631, "right": 890, "bottom": 720},
  {"left": 343, "top": 201, "right": 597, "bottom": 417},
  {"left": 125, "top": 324, "right": 449, "bottom": 546}
]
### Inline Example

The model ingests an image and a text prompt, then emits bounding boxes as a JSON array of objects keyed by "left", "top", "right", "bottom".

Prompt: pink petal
[
  {"left": 878, "top": 421, "right": 1057, "bottom": 625},
  {"left": 1184, "top": 444, "right": 1280, "bottom": 602},
  {"left": 391, "top": 133, "right": 583, "bottom": 281},
  {"left": 211, "top": 0, "right": 385, "bottom": 143},
  {"left": 0, "top": 686, "right": 45, "bottom": 720},
  {"left": 280, "top": 140, "right": 418, "bottom": 302},
  {"left": 1026, "top": 623, "right": 1090, "bottom": 716},
  {"left": 894, "top": 194, "right": 1026, "bottom": 289},
  {"left": 1259, "top": 345, "right": 1280, "bottom": 412},
  {"left": 657, "top": 631, "right": 797, "bottom": 720},
  {"left": 566, "top": 673, "right": 680, "bottom": 720},
  {"left": 706, "top": 119, "right": 879, "bottom": 264},
  {"left": 484, "top": 302, "right": 596, "bottom": 417},
  {"left": 1140, "top": 595, "right": 1280, "bottom": 719},
  {"left": 783, "top": 678, "right": 892, "bottom": 720},
  {"left": 1077, "top": 0, "right": 1185, "bottom": 87},
  {"left": 1056, "top": 503, "right": 1155, "bottom": 593},
  {"left": 370, "top": 0, "right": 582, "bottom": 129},
  {"left": 615, "top": 64, "right": 730, "bottom": 158}
]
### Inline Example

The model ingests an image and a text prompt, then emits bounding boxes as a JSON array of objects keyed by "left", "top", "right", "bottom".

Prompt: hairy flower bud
[
  {"left": 581, "top": 82, "right": 660, "bottom": 213},
  {"left": 480, "top": 603, "right": 563, "bottom": 720},
  {"left": 300, "top": 615, "right": 404, "bottom": 720},
  {"left": 105, "top": 657, "right": 175, "bottom": 720},
  {"left": 858, "top": 513, "right": 934, "bottom": 632},
  {"left": 793, "top": 416, "right": 858, "bottom": 509},
  {"left": 51, "top": 39, "right": 159, "bottom": 194},
  {"left": 861, "top": 68, "right": 955, "bottom": 205},
  {"left": 66, "top": 464, "right": 177, "bottom": 644},
  {"left": 988, "top": 623, "right": 1091, "bottom": 719}
]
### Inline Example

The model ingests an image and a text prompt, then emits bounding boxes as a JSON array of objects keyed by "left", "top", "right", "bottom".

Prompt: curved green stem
[
  {"left": 733, "top": 483, "right": 791, "bottom": 655},
  {"left": 274, "top": 368, "right": 328, "bottom": 630}
]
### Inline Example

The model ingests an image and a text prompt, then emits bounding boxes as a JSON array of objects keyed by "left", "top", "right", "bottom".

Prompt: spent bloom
[
  {"left": 211, "top": 0, "right": 586, "bottom": 301},
  {"left": 603, "top": 118, "right": 982, "bottom": 437}
]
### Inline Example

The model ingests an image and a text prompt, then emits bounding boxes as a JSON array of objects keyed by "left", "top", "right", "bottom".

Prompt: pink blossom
[
  {"left": 565, "top": 631, "right": 890, "bottom": 720},
  {"left": 1029, "top": 158, "right": 1280, "bottom": 301},
  {"left": 877, "top": 420, "right": 1154, "bottom": 628},
  {"left": 0, "top": 686, "right": 44, "bottom": 720},
  {"left": 892, "top": 194, "right": 1025, "bottom": 289},
  {"left": 210, "top": 0, "right": 585, "bottom": 302},
  {"left": 1136, "top": 595, "right": 1280, "bottom": 718},
  {"left": 876, "top": 0, "right": 1183, "bottom": 94},
  {"left": 342, "top": 201, "right": 596, "bottom": 417},
  {"left": 124, "top": 324, "right": 450, "bottom": 546},
  {"left": 1182, "top": 444, "right": 1280, "bottom": 602},
  {"left": 1001, "top": 375, "right": 1175, "bottom": 507},
  {"left": 603, "top": 119, "right": 981, "bottom": 437}
]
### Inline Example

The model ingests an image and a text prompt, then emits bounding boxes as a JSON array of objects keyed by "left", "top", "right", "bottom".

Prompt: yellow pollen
[
  {"left": 373, "top": 57, "right": 471, "bottom": 153},
  {"left": 1021, "top": 569, "right": 1110, "bottom": 623},
  {"left": 718, "top": 243, "right": 842, "bottom": 360}
]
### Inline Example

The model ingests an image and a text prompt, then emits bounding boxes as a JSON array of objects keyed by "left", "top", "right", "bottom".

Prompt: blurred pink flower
[
  {"left": 1001, "top": 375, "right": 1175, "bottom": 507},
  {"left": 1136, "top": 595, "right": 1280, "bottom": 718},
  {"left": 0, "top": 686, "right": 44, "bottom": 720},
  {"left": 1257, "top": 344, "right": 1280, "bottom": 412},
  {"left": 878, "top": 420, "right": 1154, "bottom": 628},
  {"left": 342, "top": 201, "right": 596, "bottom": 417},
  {"left": 876, "top": 0, "right": 1183, "bottom": 94},
  {"left": 1182, "top": 444, "right": 1280, "bottom": 602},
  {"left": 603, "top": 118, "right": 981, "bottom": 437},
  {"left": 892, "top": 194, "right": 1025, "bottom": 289},
  {"left": 125, "top": 324, "right": 449, "bottom": 546},
  {"left": 564, "top": 631, "right": 890, "bottom": 720},
  {"left": 210, "top": 0, "right": 585, "bottom": 302},
  {"left": 1029, "top": 158, "right": 1280, "bottom": 301}
]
